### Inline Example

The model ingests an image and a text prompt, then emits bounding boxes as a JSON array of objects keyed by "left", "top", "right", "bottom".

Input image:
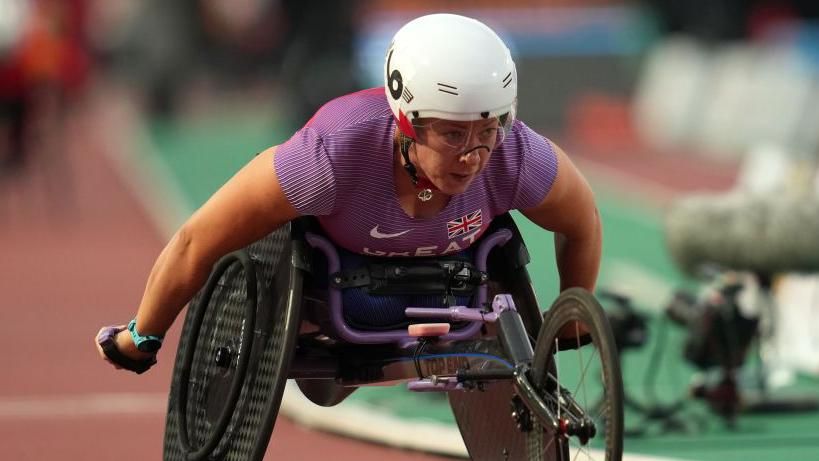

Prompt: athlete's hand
[
  {"left": 95, "top": 325, "right": 157, "bottom": 373},
  {"left": 555, "top": 321, "right": 592, "bottom": 349}
]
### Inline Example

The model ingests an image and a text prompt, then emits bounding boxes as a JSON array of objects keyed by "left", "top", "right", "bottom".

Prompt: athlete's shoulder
[
  {"left": 508, "top": 119, "right": 548, "bottom": 144},
  {"left": 494, "top": 119, "right": 554, "bottom": 160},
  {"left": 304, "top": 87, "right": 392, "bottom": 135}
]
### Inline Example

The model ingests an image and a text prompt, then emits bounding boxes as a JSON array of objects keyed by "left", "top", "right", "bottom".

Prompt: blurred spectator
[
  {"left": 641, "top": 0, "right": 819, "bottom": 43},
  {"left": 96, "top": 0, "right": 362, "bottom": 128},
  {"left": 276, "top": 0, "right": 364, "bottom": 128},
  {"left": 641, "top": 0, "right": 753, "bottom": 42},
  {"left": 0, "top": 0, "right": 90, "bottom": 175},
  {"left": 95, "top": 0, "right": 199, "bottom": 117}
]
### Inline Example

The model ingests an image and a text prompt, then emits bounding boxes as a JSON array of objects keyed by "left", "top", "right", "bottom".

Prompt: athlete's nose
[
  {"left": 458, "top": 145, "right": 488, "bottom": 163},
  {"left": 459, "top": 124, "right": 491, "bottom": 160}
]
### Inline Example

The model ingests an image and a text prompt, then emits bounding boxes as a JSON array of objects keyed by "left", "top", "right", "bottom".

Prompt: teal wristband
[{"left": 127, "top": 319, "right": 164, "bottom": 353}]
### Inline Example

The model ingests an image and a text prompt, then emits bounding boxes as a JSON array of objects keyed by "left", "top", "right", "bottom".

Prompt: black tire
[
  {"left": 163, "top": 225, "right": 302, "bottom": 461},
  {"left": 530, "top": 288, "right": 624, "bottom": 461}
]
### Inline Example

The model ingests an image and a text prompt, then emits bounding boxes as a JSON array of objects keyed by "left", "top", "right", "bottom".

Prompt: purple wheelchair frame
[{"left": 304, "top": 228, "right": 517, "bottom": 346}]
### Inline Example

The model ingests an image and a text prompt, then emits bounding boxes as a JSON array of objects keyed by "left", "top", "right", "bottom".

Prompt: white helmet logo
[{"left": 386, "top": 49, "right": 403, "bottom": 101}]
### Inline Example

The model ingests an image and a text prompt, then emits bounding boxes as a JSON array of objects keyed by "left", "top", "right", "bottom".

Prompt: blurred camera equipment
[
  {"left": 666, "top": 267, "right": 818, "bottom": 425},
  {"left": 664, "top": 269, "right": 759, "bottom": 425},
  {"left": 598, "top": 289, "right": 695, "bottom": 436}
]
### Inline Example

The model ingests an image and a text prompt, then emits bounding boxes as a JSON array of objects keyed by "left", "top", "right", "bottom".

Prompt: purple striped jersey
[{"left": 274, "top": 87, "right": 558, "bottom": 257}]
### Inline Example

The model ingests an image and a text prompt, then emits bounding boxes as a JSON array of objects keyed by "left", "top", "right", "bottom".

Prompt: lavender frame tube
[{"left": 304, "top": 229, "right": 513, "bottom": 344}]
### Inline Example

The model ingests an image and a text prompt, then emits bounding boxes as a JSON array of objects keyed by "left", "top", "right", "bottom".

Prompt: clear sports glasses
[{"left": 412, "top": 115, "right": 513, "bottom": 157}]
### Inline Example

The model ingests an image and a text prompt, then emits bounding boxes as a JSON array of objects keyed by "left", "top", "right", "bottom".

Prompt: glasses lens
[{"left": 413, "top": 116, "right": 511, "bottom": 155}]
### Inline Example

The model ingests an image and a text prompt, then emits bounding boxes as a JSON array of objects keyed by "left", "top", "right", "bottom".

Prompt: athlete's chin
[
  {"left": 445, "top": 173, "right": 476, "bottom": 192},
  {"left": 439, "top": 178, "right": 473, "bottom": 195}
]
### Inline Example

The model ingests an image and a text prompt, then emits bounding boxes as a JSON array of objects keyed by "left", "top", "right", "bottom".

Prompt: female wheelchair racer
[{"left": 94, "top": 13, "right": 622, "bottom": 461}]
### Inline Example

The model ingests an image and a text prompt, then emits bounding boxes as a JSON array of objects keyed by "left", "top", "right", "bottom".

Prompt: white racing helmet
[{"left": 384, "top": 14, "right": 517, "bottom": 140}]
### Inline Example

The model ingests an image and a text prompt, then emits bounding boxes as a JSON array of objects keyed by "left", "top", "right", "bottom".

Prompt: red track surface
[{"left": 0, "top": 102, "right": 451, "bottom": 460}]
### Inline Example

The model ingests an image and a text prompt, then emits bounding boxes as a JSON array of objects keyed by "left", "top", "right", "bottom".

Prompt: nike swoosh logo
[{"left": 370, "top": 225, "right": 411, "bottom": 239}]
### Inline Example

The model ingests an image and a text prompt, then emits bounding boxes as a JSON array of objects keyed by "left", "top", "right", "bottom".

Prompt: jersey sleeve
[
  {"left": 273, "top": 126, "right": 337, "bottom": 216},
  {"left": 510, "top": 122, "right": 559, "bottom": 210}
]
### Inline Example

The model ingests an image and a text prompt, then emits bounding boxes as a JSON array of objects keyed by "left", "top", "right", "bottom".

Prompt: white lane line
[
  {"left": 280, "top": 383, "right": 468, "bottom": 457},
  {"left": 0, "top": 393, "right": 167, "bottom": 419},
  {"left": 94, "top": 84, "right": 193, "bottom": 238}
]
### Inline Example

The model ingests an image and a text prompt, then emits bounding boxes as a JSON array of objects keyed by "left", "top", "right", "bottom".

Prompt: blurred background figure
[
  {"left": 631, "top": 0, "right": 819, "bottom": 160},
  {"left": 275, "top": 0, "right": 363, "bottom": 129},
  {"left": 0, "top": 0, "right": 89, "bottom": 178},
  {"left": 90, "top": 0, "right": 361, "bottom": 130}
]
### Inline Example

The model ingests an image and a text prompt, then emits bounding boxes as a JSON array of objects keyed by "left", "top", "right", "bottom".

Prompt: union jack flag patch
[{"left": 447, "top": 209, "right": 483, "bottom": 239}]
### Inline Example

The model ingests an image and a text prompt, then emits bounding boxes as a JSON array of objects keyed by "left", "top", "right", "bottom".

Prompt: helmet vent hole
[
  {"left": 437, "top": 83, "right": 459, "bottom": 96},
  {"left": 503, "top": 72, "right": 512, "bottom": 88}
]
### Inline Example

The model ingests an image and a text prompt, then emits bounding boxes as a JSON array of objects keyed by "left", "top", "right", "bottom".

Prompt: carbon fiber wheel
[{"left": 163, "top": 224, "right": 302, "bottom": 461}]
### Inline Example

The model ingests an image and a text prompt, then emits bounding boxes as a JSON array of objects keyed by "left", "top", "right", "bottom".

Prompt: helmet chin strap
[
  {"left": 399, "top": 134, "right": 435, "bottom": 202},
  {"left": 399, "top": 133, "right": 419, "bottom": 185}
]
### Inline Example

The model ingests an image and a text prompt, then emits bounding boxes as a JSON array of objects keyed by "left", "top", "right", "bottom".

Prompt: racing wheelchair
[{"left": 159, "top": 213, "right": 623, "bottom": 461}]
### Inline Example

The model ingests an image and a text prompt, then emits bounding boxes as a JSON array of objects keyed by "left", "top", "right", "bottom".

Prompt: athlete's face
[{"left": 411, "top": 118, "right": 501, "bottom": 194}]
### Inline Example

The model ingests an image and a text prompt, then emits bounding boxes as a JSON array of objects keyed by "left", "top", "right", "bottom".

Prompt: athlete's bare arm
[
  {"left": 113, "top": 146, "right": 299, "bottom": 356},
  {"left": 520, "top": 141, "right": 602, "bottom": 293}
]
